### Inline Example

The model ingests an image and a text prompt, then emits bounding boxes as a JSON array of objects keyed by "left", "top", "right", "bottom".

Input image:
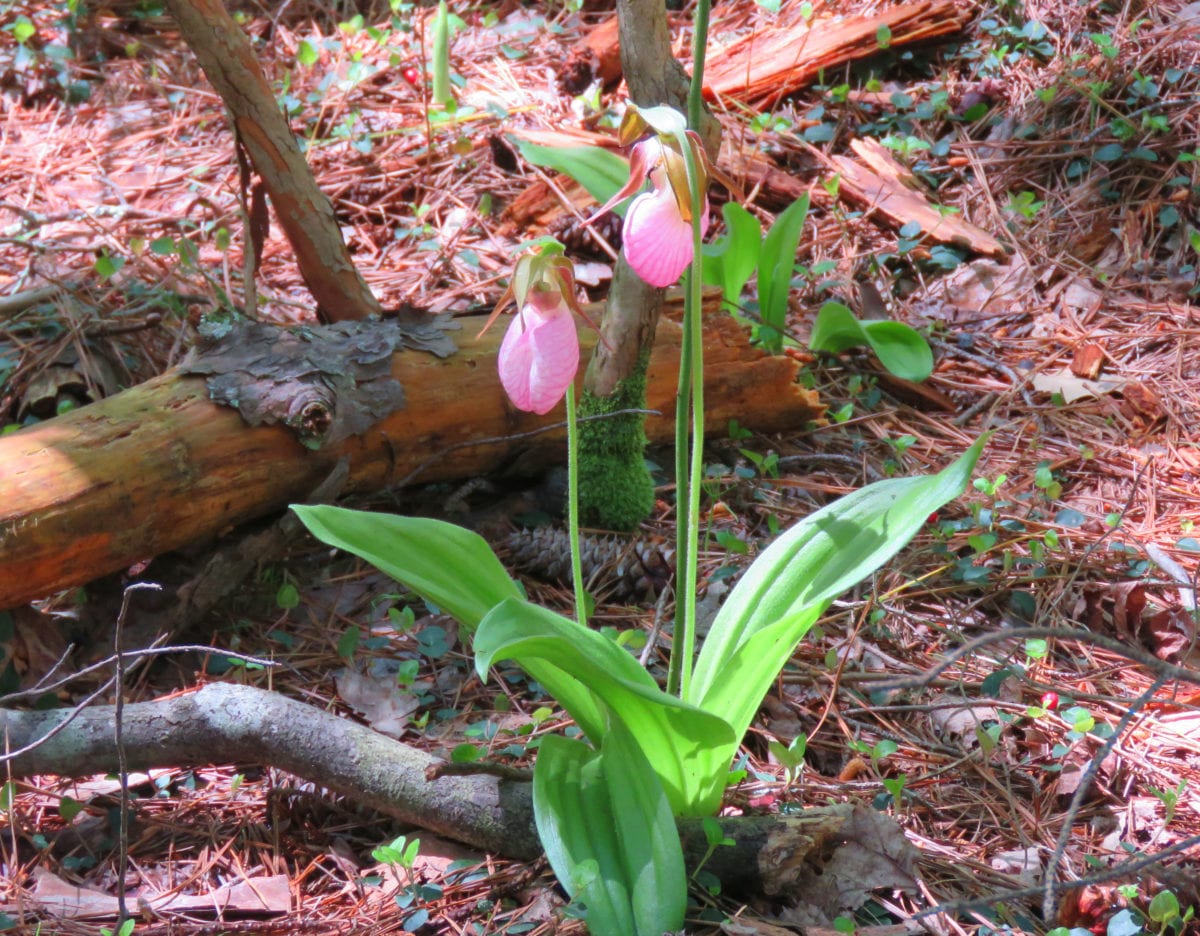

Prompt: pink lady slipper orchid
[
  {"left": 478, "top": 246, "right": 590, "bottom": 415},
  {"left": 589, "top": 104, "right": 733, "bottom": 288}
]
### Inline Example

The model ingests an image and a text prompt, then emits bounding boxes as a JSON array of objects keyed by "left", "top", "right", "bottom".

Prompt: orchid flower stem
[
  {"left": 666, "top": 312, "right": 693, "bottom": 697},
  {"left": 565, "top": 382, "right": 588, "bottom": 627},
  {"left": 668, "top": 0, "right": 713, "bottom": 700},
  {"left": 687, "top": 0, "right": 711, "bottom": 134},
  {"left": 679, "top": 161, "right": 705, "bottom": 700}
]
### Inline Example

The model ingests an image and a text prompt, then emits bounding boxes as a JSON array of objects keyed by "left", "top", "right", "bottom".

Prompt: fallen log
[
  {"left": 0, "top": 295, "right": 822, "bottom": 608},
  {"left": 0, "top": 682, "right": 917, "bottom": 899}
]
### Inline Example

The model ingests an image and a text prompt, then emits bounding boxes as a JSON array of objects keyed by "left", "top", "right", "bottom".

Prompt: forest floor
[{"left": 2, "top": 0, "right": 1200, "bottom": 933}]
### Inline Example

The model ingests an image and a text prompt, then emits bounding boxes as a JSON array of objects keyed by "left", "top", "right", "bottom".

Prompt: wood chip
[{"left": 1070, "top": 342, "right": 1106, "bottom": 380}]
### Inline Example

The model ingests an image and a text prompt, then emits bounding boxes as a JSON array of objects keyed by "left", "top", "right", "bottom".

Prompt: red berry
[
  {"left": 1040, "top": 691, "right": 1059, "bottom": 710},
  {"left": 402, "top": 67, "right": 421, "bottom": 86},
  {"left": 926, "top": 511, "right": 939, "bottom": 525}
]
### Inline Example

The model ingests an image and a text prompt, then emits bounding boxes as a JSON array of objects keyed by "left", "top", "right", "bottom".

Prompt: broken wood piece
[
  {"left": 823, "top": 139, "right": 1008, "bottom": 258},
  {"left": 703, "top": 0, "right": 971, "bottom": 106},
  {"left": 0, "top": 294, "right": 823, "bottom": 608},
  {"left": 1070, "top": 343, "right": 1106, "bottom": 380}
]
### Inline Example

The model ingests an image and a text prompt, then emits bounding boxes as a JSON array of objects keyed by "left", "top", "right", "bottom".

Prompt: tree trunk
[
  {"left": 163, "top": 0, "right": 383, "bottom": 323},
  {"left": 0, "top": 297, "right": 821, "bottom": 608},
  {"left": 576, "top": 0, "right": 722, "bottom": 529}
]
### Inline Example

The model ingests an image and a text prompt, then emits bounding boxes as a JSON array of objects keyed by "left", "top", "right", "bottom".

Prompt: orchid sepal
[
  {"left": 584, "top": 139, "right": 656, "bottom": 225},
  {"left": 477, "top": 243, "right": 571, "bottom": 340}
]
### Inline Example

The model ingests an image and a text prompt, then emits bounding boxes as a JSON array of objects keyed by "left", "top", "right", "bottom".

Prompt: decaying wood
[
  {"left": 162, "top": 0, "right": 382, "bottom": 323},
  {"left": 0, "top": 683, "right": 916, "bottom": 897},
  {"left": 823, "top": 139, "right": 1008, "bottom": 258},
  {"left": 0, "top": 295, "right": 822, "bottom": 609},
  {"left": 704, "top": 0, "right": 972, "bottom": 106},
  {"left": 559, "top": 15, "right": 623, "bottom": 95}
]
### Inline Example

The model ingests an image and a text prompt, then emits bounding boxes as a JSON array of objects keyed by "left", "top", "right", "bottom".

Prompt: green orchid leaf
[
  {"left": 290, "top": 505, "right": 520, "bottom": 631},
  {"left": 536, "top": 738, "right": 636, "bottom": 935},
  {"left": 514, "top": 140, "right": 632, "bottom": 210},
  {"left": 756, "top": 193, "right": 809, "bottom": 352},
  {"left": 293, "top": 506, "right": 606, "bottom": 737},
  {"left": 476, "top": 597, "right": 735, "bottom": 814},
  {"left": 701, "top": 202, "right": 762, "bottom": 308},
  {"left": 534, "top": 729, "right": 686, "bottom": 936},
  {"left": 809, "top": 300, "right": 934, "bottom": 382},
  {"left": 601, "top": 720, "right": 687, "bottom": 934},
  {"left": 691, "top": 604, "right": 824, "bottom": 749},
  {"left": 689, "top": 439, "right": 985, "bottom": 728}
]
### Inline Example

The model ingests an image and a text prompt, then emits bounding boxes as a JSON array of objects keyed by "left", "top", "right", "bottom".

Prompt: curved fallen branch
[{"left": 1, "top": 683, "right": 912, "bottom": 898}]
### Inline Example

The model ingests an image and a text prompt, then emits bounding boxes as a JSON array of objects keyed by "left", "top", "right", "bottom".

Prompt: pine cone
[
  {"left": 502, "top": 527, "right": 674, "bottom": 603},
  {"left": 548, "top": 211, "right": 623, "bottom": 259}
]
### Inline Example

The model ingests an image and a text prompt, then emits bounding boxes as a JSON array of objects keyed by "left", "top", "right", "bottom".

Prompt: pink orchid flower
[
  {"left": 590, "top": 135, "right": 708, "bottom": 288},
  {"left": 622, "top": 142, "right": 710, "bottom": 287},
  {"left": 478, "top": 246, "right": 591, "bottom": 415},
  {"left": 497, "top": 285, "right": 580, "bottom": 415},
  {"left": 589, "top": 112, "right": 737, "bottom": 289}
]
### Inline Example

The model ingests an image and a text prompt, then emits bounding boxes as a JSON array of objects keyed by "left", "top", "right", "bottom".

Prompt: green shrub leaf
[
  {"left": 701, "top": 202, "right": 762, "bottom": 308},
  {"left": 514, "top": 141, "right": 631, "bottom": 210},
  {"left": 756, "top": 193, "right": 809, "bottom": 351},
  {"left": 809, "top": 300, "right": 934, "bottom": 381}
]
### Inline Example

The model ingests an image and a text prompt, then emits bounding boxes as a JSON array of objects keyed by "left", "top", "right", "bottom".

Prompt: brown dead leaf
[
  {"left": 7, "top": 868, "right": 291, "bottom": 921},
  {"left": 774, "top": 805, "right": 919, "bottom": 927},
  {"left": 335, "top": 668, "right": 422, "bottom": 739},
  {"left": 1031, "top": 367, "right": 1124, "bottom": 403},
  {"left": 990, "top": 847, "right": 1043, "bottom": 885},
  {"left": 929, "top": 704, "right": 1002, "bottom": 746},
  {"left": 915, "top": 256, "right": 1035, "bottom": 323},
  {"left": 1146, "top": 608, "right": 1196, "bottom": 661},
  {"left": 1110, "top": 581, "right": 1148, "bottom": 644},
  {"left": 722, "top": 917, "right": 805, "bottom": 936}
]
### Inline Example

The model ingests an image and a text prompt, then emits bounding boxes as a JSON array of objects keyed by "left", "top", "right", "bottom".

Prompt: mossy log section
[
  {"left": 0, "top": 297, "right": 822, "bottom": 608},
  {"left": 0, "top": 682, "right": 903, "bottom": 897}
]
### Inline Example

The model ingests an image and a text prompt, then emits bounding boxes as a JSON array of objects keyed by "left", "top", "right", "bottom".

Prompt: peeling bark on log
[
  {"left": 0, "top": 297, "right": 822, "bottom": 608},
  {"left": 162, "top": 0, "right": 383, "bottom": 323},
  {"left": 0, "top": 683, "right": 912, "bottom": 896},
  {"left": 704, "top": 0, "right": 972, "bottom": 107}
]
